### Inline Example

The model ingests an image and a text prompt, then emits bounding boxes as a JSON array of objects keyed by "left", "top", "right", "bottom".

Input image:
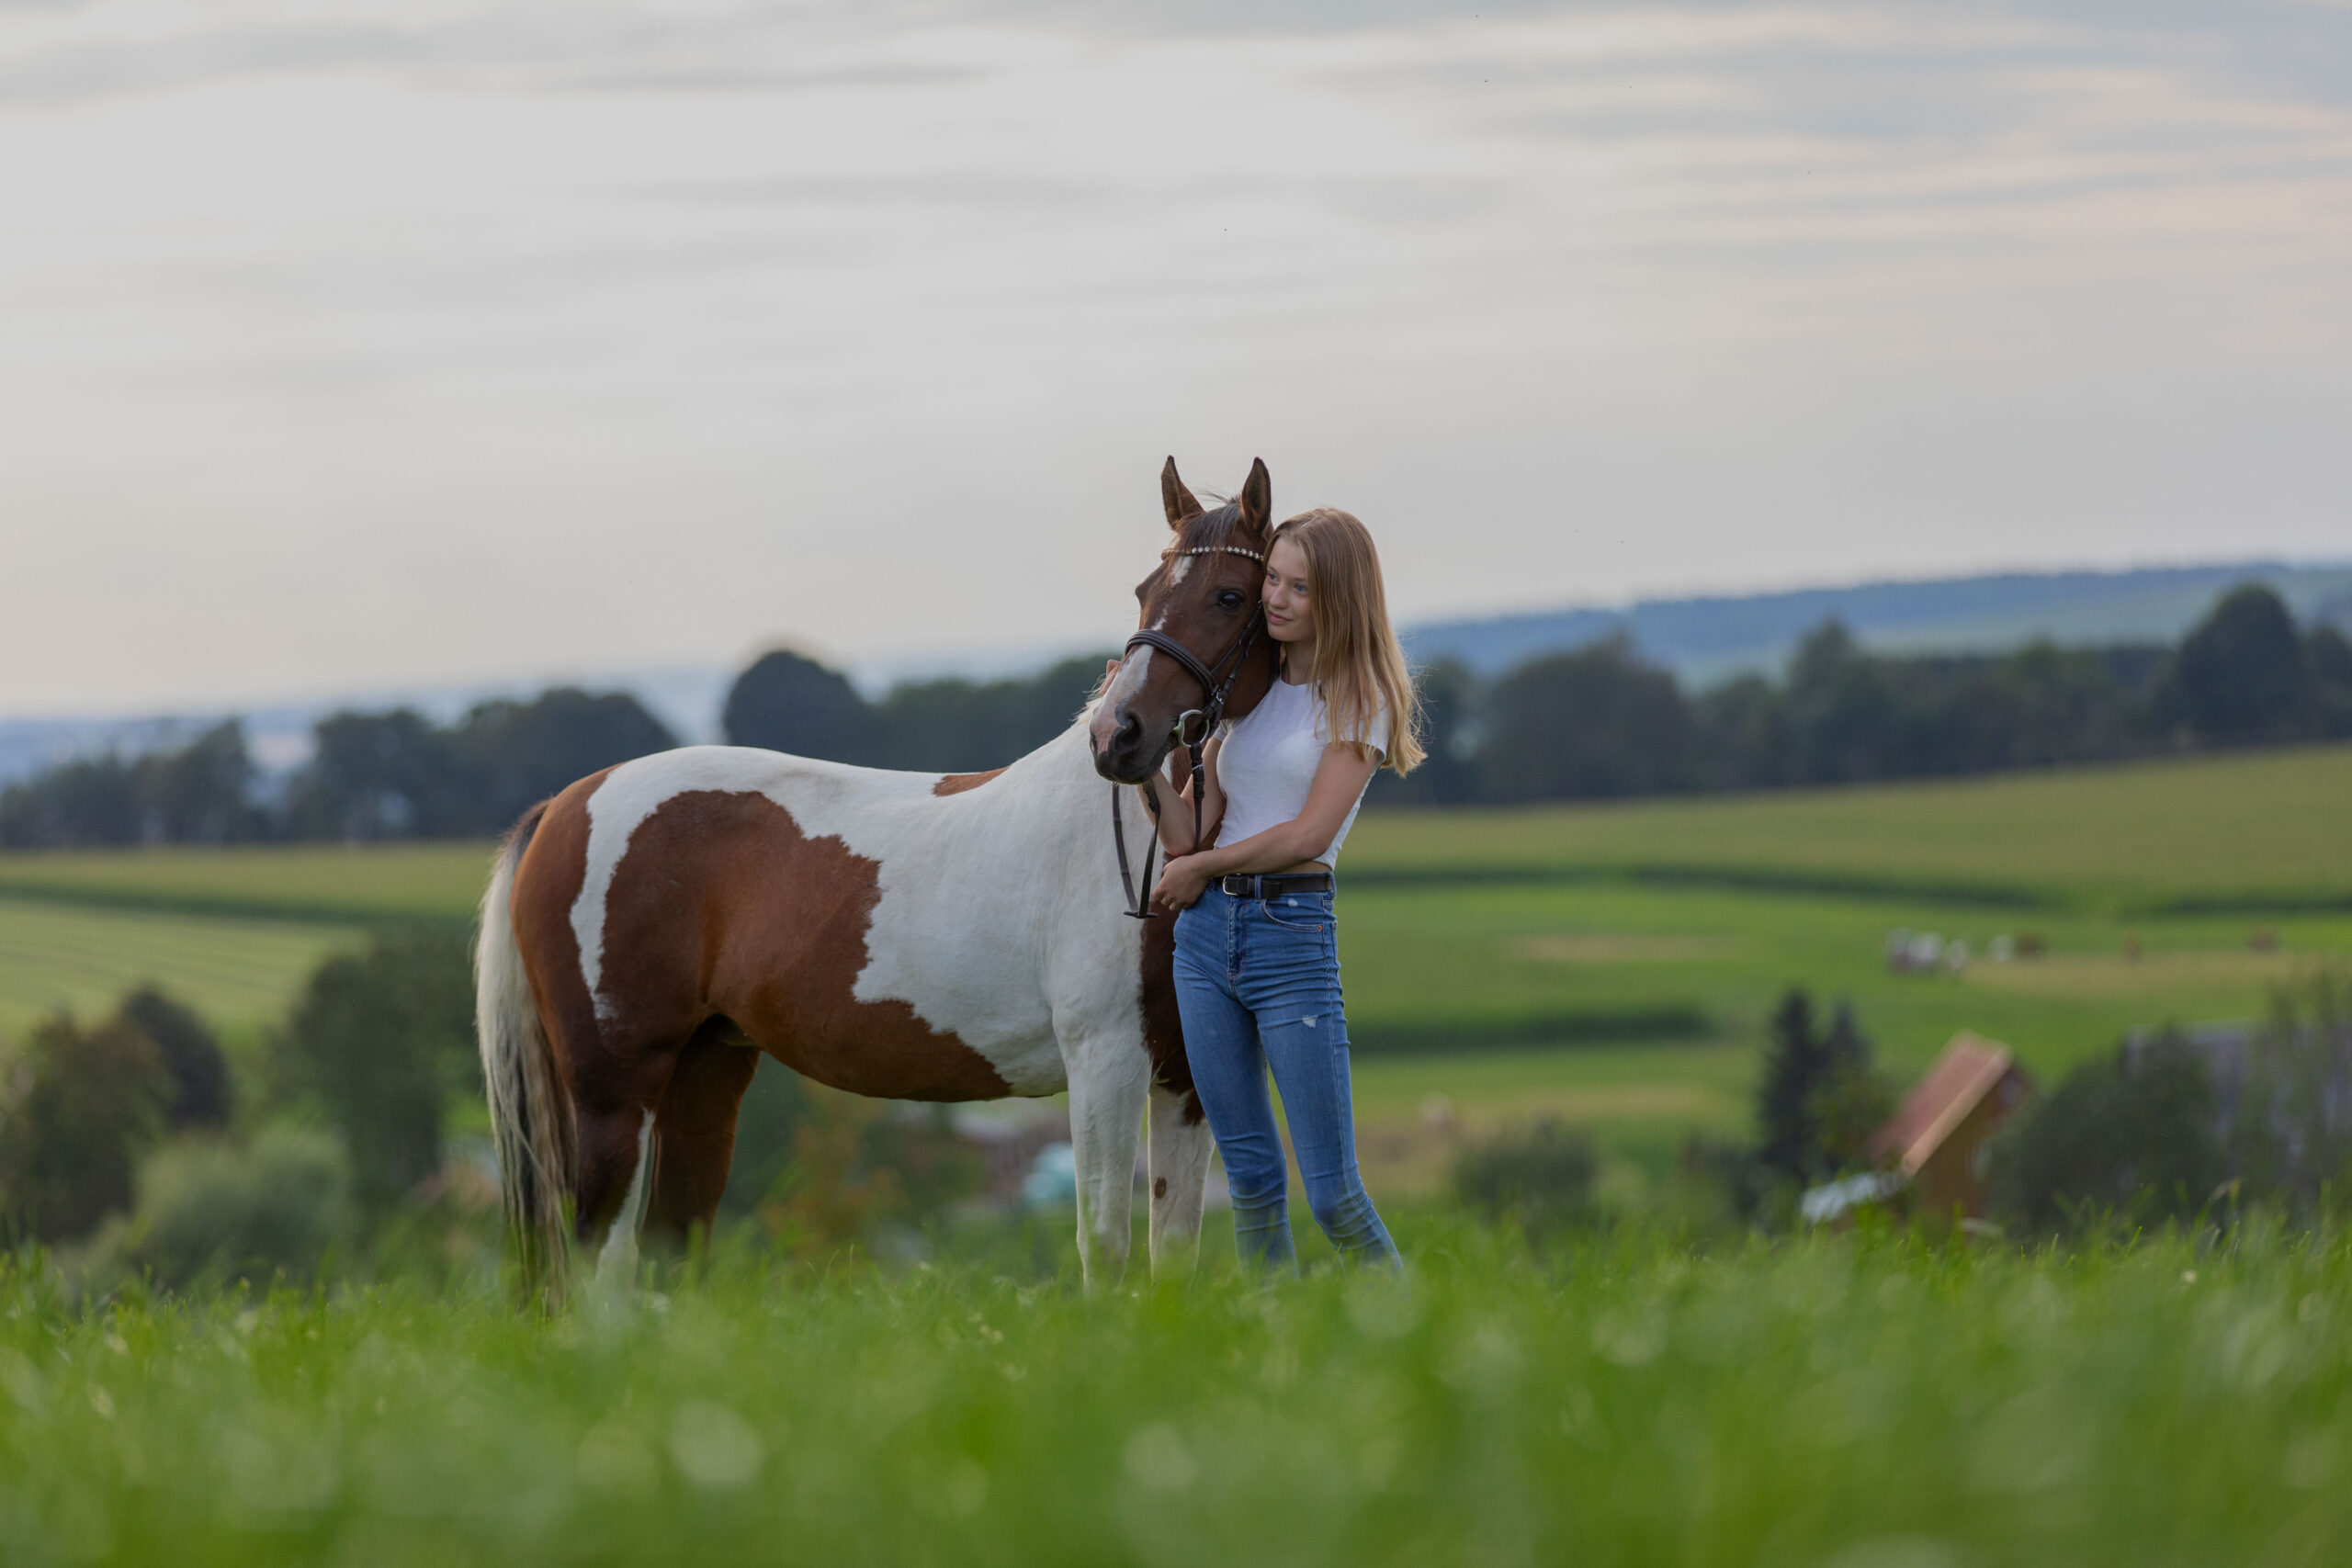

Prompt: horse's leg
[
  {"left": 571, "top": 1044, "right": 682, "bottom": 1292},
  {"left": 1147, "top": 1084, "right": 1212, "bottom": 1280},
  {"left": 645, "top": 1024, "right": 763, "bottom": 1250},
  {"left": 1066, "top": 1044, "right": 1151, "bottom": 1291}
]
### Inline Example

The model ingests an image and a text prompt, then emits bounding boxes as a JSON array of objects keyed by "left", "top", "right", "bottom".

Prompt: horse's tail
[{"left": 476, "top": 801, "right": 576, "bottom": 1307}]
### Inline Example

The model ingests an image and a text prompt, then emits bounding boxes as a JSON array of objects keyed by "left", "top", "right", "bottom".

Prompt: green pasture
[
  {"left": 0, "top": 898, "right": 356, "bottom": 1048},
  {"left": 6, "top": 1221, "right": 2352, "bottom": 1565},
  {"left": 1346, "top": 741, "right": 2352, "bottom": 911},
  {"left": 0, "top": 840, "right": 492, "bottom": 925}
]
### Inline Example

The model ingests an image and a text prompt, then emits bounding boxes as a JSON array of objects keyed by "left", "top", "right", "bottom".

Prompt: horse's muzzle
[{"left": 1090, "top": 705, "right": 1167, "bottom": 785}]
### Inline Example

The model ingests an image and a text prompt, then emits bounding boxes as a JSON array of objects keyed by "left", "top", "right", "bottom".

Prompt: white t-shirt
[{"left": 1212, "top": 676, "right": 1388, "bottom": 866}]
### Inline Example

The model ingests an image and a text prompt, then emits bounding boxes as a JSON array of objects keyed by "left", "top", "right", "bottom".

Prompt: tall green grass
[{"left": 3, "top": 1220, "right": 2348, "bottom": 1565}]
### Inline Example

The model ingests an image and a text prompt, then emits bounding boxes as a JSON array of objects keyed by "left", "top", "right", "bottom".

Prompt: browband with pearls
[{"left": 1169, "top": 544, "right": 1267, "bottom": 563}]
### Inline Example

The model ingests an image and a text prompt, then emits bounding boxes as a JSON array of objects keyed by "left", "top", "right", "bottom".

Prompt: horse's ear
[
  {"left": 1238, "top": 457, "right": 1272, "bottom": 533},
  {"left": 1161, "top": 457, "right": 1203, "bottom": 528}
]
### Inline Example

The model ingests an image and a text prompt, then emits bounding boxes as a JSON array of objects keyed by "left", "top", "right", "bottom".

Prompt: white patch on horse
[
  {"left": 571, "top": 731, "right": 1127, "bottom": 1097},
  {"left": 593, "top": 1109, "right": 656, "bottom": 1289}
]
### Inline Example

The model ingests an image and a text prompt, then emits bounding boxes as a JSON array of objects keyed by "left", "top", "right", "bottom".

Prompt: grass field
[
  {"left": 5, "top": 1220, "right": 2350, "bottom": 1565},
  {"left": 0, "top": 898, "right": 356, "bottom": 1046},
  {"left": 1345, "top": 743, "right": 2352, "bottom": 910},
  {"left": 1, "top": 744, "right": 2346, "bottom": 1193}
]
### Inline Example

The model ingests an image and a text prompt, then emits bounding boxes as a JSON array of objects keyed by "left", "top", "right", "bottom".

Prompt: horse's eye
[{"left": 1216, "top": 591, "right": 1244, "bottom": 610}]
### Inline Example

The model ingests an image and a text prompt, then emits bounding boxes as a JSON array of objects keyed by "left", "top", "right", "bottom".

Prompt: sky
[{"left": 4, "top": 0, "right": 2349, "bottom": 716}]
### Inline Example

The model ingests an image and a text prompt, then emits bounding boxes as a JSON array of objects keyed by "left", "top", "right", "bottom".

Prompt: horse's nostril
[{"left": 1116, "top": 714, "right": 1142, "bottom": 747}]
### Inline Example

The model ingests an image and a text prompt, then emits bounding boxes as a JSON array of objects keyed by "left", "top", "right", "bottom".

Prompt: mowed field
[{"left": 2, "top": 744, "right": 2348, "bottom": 1190}]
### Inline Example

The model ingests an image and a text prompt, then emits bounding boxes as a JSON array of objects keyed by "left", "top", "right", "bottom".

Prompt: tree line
[
  {"left": 5, "top": 582, "right": 2346, "bottom": 848},
  {"left": 1382, "top": 582, "right": 2352, "bottom": 807}
]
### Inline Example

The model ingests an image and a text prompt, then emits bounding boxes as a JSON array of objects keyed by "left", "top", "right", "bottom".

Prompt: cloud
[{"left": 2, "top": 0, "right": 2348, "bottom": 712}]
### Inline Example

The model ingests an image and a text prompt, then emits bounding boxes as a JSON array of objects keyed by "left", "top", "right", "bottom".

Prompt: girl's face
[{"left": 1262, "top": 537, "right": 1315, "bottom": 649}]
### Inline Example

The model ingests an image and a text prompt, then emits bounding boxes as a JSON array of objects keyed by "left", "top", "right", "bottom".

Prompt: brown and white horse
[{"left": 474, "top": 457, "right": 1279, "bottom": 1300}]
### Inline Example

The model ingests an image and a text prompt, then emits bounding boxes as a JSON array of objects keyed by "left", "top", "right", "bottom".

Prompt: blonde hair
[{"left": 1270, "top": 508, "right": 1424, "bottom": 774}]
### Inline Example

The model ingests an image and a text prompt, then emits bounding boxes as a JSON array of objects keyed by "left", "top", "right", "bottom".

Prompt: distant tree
[
  {"left": 1991, "top": 1036, "right": 2224, "bottom": 1235},
  {"left": 1811, "top": 1002, "right": 1894, "bottom": 1176},
  {"left": 865, "top": 654, "right": 1109, "bottom": 772},
  {"left": 284, "top": 709, "right": 475, "bottom": 840},
  {"left": 2308, "top": 624, "right": 2352, "bottom": 740},
  {"left": 1690, "top": 673, "right": 1787, "bottom": 791},
  {"left": 142, "top": 721, "right": 261, "bottom": 843},
  {"left": 0, "top": 754, "right": 142, "bottom": 847},
  {"left": 1781, "top": 621, "right": 1907, "bottom": 784},
  {"left": 724, "top": 650, "right": 878, "bottom": 762},
  {"left": 2154, "top": 584, "right": 2309, "bottom": 745},
  {"left": 1755, "top": 989, "right": 1828, "bottom": 1185},
  {"left": 1374, "top": 658, "right": 1479, "bottom": 806},
  {"left": 116, "top": 986, "right": 233, "bottom": 1132},
  {"left": 0, "top": 1014, "right": 172, "bottom": 1242},
  {"left": 0, "top": 723, "right": 263, "bottom": 849},
  {"left": 1476, "top": 637, "right": 1694, "bottom": 801},
  {"left": 271, "top": 930, "right": 475, "bottom": 1208},
  {"left": 457, "top": 687, "right": 678, "bottom": 827}
]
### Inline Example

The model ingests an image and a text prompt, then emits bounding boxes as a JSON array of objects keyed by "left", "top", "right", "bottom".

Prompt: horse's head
[{"left": 1090, "top": 456, "right": 1283, "bottom": 784}]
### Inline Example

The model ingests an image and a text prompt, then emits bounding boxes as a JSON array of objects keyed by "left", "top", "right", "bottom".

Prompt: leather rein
[{"left": 1112, "top": 543, "right": 1269, "bottom": 919}]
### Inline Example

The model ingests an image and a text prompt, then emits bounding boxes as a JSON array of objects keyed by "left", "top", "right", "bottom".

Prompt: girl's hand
[{"left": 1153, "top": 853, "right": 1215, "bottom": 912}]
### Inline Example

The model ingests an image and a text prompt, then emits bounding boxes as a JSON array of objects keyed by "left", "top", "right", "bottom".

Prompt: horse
[{"left": 474, "top": 457, "right": 1280, "bottom": 1301}]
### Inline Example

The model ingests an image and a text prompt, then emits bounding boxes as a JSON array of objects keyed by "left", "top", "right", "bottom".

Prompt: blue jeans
[{"left": 1173, "top": 885, "right": 1399, "bottom": 1271}]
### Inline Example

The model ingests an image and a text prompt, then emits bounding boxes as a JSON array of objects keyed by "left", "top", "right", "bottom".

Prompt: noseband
[{"left": 1112, "top": 543, "right": 1268, "bottom": 919}]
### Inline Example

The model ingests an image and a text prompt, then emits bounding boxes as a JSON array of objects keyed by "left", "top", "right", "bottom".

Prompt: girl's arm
[{"left": 1150, "top": 741, "right": 1378, "bottom": 908}]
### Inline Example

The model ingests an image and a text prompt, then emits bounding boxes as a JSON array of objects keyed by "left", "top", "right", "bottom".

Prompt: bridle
[{"left": 1111, "top": 543, "right": 1268, "bottom": 919}]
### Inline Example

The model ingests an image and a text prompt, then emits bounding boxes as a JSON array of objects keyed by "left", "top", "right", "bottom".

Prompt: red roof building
[{"left": 1871, "top": 1032, "right": 2034, "bottom": 1219}]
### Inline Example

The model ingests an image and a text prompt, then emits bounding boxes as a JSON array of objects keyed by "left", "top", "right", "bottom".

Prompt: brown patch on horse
[
  {"left": 1153, "top": 1176, "right": 1168, "bottom": 1200},
  {"left": 1138, "top": 911, "right": 1204, "bottom": 1122},
  {"left": 601, "top": 789, "right": 1012, "bottom": 1102},
  {"left": 646, "top": 1021, "right": 763, "bottom": 1240},
  {"left": 933, "top": 767, "right": 1005, "bottom": 796},
  {"left": 510, "top": 769, "right": 613, "bottom": 1108},
  {"left": 510, "top": 767, "right": 680, "bottom": 1239}
]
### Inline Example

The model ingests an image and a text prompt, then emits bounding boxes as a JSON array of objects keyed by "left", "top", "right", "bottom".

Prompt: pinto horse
[{"left": 474, "top": 457, "right": 1279, "bottom": 1299}]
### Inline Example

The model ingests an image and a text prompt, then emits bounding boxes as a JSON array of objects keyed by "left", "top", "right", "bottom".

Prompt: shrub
[
  {"left": 116, "top": 986, "right": 233, "bottom": 1132},
  {"left": 106, "top": 1127, "right": 354, "bottom": 1288},
  {"left": 271, "top": 930, "right": 474, "bottom": 1209},
  {"left": 1991, "top": 1036, "right": 2225, "bottom": 1235},
  {"left": 0, "top": 1014, "right": 170, "bottom": 1242},
  {"left": 2229, "top": 970, "right": 2352, "bottom": 1215},
  {"left": 1453, "top": 1119, "right": 1599, "bottom": 1241},
  {"left": 755, "top": 1088, "right": 985, "bottom": 1253}
]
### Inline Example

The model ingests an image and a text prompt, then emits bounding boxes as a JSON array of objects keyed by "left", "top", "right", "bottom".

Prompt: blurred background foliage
[{"left": 6, "top": 583, "right": 2350, "bottom": 846}]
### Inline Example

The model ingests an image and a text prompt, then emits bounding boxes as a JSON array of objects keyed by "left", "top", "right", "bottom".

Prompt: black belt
[{"left": 1218, "top": 872, "right": 1333, "bottom": 900}]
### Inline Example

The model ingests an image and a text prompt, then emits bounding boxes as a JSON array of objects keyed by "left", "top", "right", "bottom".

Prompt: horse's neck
[{"left": 989, "top": 711, "right": 1127, "bottom": 872}]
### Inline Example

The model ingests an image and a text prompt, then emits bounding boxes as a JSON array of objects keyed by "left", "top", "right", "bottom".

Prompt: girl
[{"left": 1141, "top": 507, "right": 1422, "bottom": 1270}]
